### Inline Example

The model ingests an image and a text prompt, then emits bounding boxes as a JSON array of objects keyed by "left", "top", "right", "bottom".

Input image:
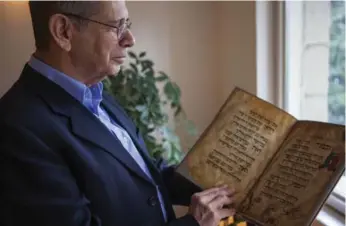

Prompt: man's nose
[{"left": 120, "top": 30, "right": 135, "bottom": 48}]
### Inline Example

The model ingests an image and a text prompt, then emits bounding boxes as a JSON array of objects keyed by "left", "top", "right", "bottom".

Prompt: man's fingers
[
  {"left": 197, "top": 184, "right": 228, "bottom": 196},
  {"left": 191, "top": 186, "right": 226, "bottom": 204},
  {"left": 217, "top": 208, "right": 236, "bottom": 219},
  {"left": 197, "top": 185, "right": 236, "bottom": 199},
  {"left": 193, "top": 186, "right": 236, "bottom": 205},
  {"left": 189, "top": 185, "right": 237, "bottom": 226},
  {"left": 208, "top": 194, "right": 234, "bottom": 209}
]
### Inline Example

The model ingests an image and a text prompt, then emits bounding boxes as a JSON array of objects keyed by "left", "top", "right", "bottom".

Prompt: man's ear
[{"left": 48, "top": 14, "right": 73, "bottom": 52}]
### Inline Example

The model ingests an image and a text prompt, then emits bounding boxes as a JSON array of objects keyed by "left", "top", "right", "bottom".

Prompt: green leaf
[
  {"left": 141, "top": 60, "right": 154, "bottom": 72},
  {"left": 135, "top": 105, "right": 147, "bottom": 112},
  {"left": 147, "top": 127, "right": 155, "bottom": 133},
  {"left": 173, "top": 150, "right": 182, "bottom": 162},
  {"left": 139, "top": 51, "right": 146, "bottom": 58},
  {"left": 156, "top": 71, "right": 169, "bottom": 82},
  {"left": 164, "top": 82, "right": 174, "bottom": 97},
  {"left": 130, "top": 63, "right": 138, "bottom": 74},
  {"left": 145, "top": 69, "right": 154, "bottom": 78},
  {"left": 172, "top": 82, "right": 181, "bottom": 98},
  {"left": 174, "top": 106, "right": 182, "bottom": 116},
  {"left": 140, "top": 110, "right": 149, "bottom": 123},
  {"left": 128, "top": 51, "right": 137, "bottom": 60}
]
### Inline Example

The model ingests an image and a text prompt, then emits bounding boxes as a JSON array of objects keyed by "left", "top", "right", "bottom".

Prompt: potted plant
[{"left": 103, "top": 51, "right": 197, "bottom": 165}]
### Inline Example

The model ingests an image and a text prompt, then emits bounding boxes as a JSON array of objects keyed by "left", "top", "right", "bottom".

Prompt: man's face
[{"left": 69, "top": 1, "right": 135, "bottom": 85}]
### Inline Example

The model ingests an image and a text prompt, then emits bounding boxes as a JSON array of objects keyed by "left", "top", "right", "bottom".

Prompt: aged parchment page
[
  {"left": 176, "top": 88, "right": 297, "bottom": 207},
  {"left": 240, "top": 121, "right": 345, "bottom": 226}
]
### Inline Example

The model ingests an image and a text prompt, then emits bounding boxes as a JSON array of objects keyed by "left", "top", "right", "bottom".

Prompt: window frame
[
  {"left": 282, "top": 0, "right": 345, "bottom": 218},
  {"left": 256, "top": 1, "right": 344, "bottom": 223}
]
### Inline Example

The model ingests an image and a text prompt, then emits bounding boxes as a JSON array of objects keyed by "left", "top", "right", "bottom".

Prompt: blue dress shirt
[{"left": 28, "top": 56, "right": 167, "bottom": 221}]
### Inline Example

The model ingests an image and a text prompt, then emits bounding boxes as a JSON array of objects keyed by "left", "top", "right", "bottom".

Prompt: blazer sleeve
[
  {"left": 164, "top": 215, "right": 199, "bottom": 226},
  {"left": 0, "top": 124, "right": 101, "bottom": 226},
  {"left": 155, "top": 158, "right": 202, "bottom": 206}
]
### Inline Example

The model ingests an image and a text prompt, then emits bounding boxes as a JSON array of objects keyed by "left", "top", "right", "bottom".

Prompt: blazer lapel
[
  {"left": 101, "top": 94, "right": 162, "bottom": 180},
  {"left": 68, "top": 105, "right": 154, "bottom": 185},
  {"left": 21, "top": 65, "right": 153, "bottom": 184}
]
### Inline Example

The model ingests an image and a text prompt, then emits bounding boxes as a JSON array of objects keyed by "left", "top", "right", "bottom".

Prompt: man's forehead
[{"left": 98, "top": 1, "right": 128, "bottom": 21}]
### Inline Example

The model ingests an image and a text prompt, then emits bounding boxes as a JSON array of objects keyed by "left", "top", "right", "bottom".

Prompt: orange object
[
  {"left": 236, "top": 221, "right": 247, "bottom": 226},
  {"left": 228, "top": 216, "right": 234, "bottom": 224},
  {"left": 218, "top": 220, "right": 225, "bottom": 226}
]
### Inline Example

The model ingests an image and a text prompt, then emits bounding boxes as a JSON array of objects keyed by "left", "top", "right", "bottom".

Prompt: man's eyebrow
[{"left": 107, "top": 18, "right": 129, "bottom": 25}]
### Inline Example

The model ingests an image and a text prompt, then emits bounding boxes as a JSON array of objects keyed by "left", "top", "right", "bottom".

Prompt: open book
[{"left": 176, "top": 87, "right": 345, "bottom": 226}]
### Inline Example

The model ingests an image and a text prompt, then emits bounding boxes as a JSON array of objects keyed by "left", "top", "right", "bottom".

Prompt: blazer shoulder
[{"left": 0, "top": 80, "right": 53, "bottom": 128}]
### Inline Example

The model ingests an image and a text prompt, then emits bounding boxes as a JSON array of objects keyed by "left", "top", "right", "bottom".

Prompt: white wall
[
  {"left": 0, "top": 1, "right": 35, "bottom": 97},
  {"left": 217, "top": 1, "right": 257, "bottom": 103}
]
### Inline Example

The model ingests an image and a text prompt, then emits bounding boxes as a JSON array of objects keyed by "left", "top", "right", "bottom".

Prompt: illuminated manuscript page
[
  {"left": 176, "top": 88, "right": 297, "bottom": 207},
  {"left": 240, "top": 121, "right": 345, "bottom": 226}
]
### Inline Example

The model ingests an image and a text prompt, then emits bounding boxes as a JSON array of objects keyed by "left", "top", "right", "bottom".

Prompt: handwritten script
[
  {"left": 206, "top": 109, "right": 278, "bottom": 183},
  {"left": 257, "top": 138, "right": 327, "bottom": 207}
]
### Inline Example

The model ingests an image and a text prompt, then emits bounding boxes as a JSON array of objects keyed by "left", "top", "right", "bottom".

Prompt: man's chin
[{"left": 108, "top": 64, "right": 121, "bottom": 76}]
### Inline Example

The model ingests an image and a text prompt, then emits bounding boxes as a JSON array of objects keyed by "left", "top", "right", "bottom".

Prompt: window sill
[{"left": 316, "top": 204, "right": 345, "bottom": 226}]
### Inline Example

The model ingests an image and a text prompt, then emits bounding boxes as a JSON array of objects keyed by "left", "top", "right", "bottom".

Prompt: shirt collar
[{"left": 28, "top": 55, "right": 103, "bottom": 115}]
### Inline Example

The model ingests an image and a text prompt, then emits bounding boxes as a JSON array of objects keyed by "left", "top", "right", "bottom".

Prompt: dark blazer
[{"left": 0, "top": 65, "right": 201, "bottom": 226}]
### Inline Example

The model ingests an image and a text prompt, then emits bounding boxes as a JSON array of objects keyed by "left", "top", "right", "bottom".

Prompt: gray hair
[{"left": 29, "top": 1, "right": 101, "bottom": 50}]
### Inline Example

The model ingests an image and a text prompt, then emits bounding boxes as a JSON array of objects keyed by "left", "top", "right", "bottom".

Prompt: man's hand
[{"left": 188, "top": 185, "right": 236, "bottom": 226}]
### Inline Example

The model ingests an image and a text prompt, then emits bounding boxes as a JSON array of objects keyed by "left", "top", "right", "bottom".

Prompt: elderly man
[{"left": 0, "top": 1, "right": 236, "bottom": 226}]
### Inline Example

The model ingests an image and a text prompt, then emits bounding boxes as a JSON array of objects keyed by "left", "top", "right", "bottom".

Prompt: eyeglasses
[{"left": 62, "top": 13, "right": 132, "bottom": 40}]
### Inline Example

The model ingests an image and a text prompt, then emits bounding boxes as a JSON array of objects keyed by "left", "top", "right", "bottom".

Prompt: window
[{"left": 285, "top": 0, "right": 345, "bottom": 225}]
